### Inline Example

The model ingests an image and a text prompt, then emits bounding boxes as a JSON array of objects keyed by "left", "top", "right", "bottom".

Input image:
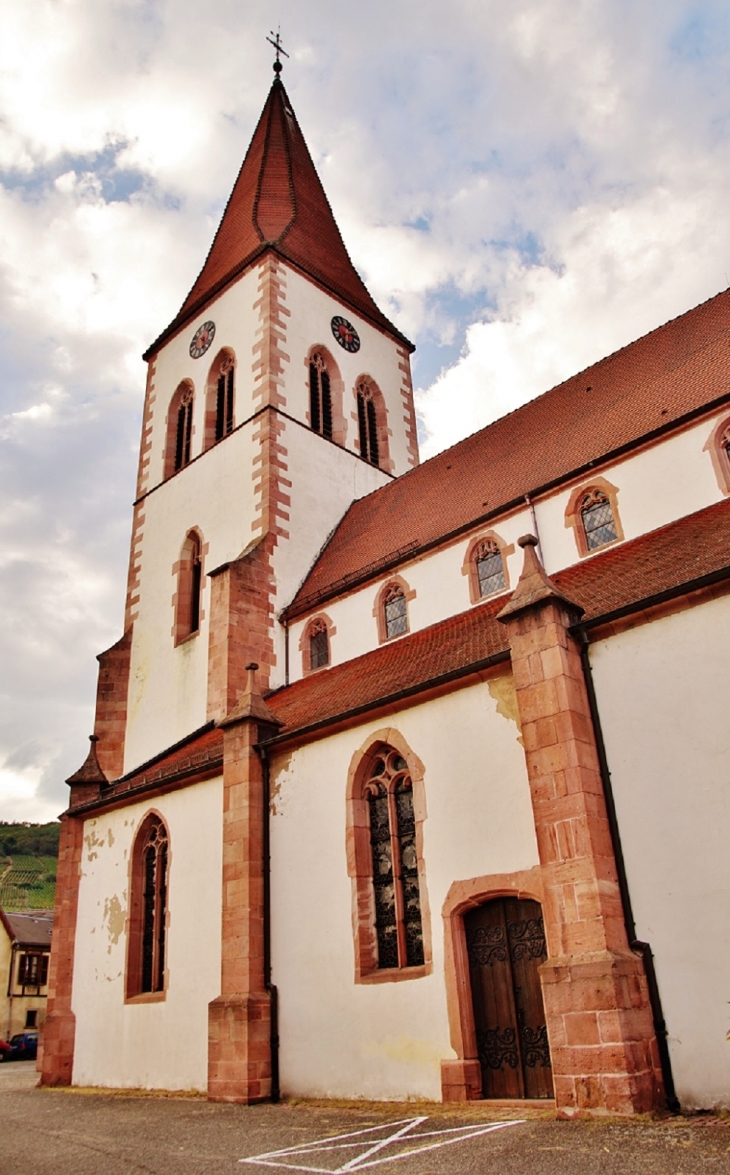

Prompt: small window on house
[
  {"left": 175, "top": 529, "right": 203, "bottom": 644},
  {"left": 475, "top": 539, "right": 507, "bottom": 597},
  {"left": 127, "top": 814, "right": 169, "bottom": 998},
  {"left": 357, "top": 380, "right": 380, "bottom": 467},
  {"left": 383, "top": 584, "right": 407, "bottom": 639},
  {"left": 18, "top": 953, "right": 48, "bottom": 988},
  {"left": 174, "top": 386, "right": 193, "bottom": 472},
  {"left": 309, "top": 619, "right": 329, "bottom": 669},
  {"left": 580, "top": 489, "right": 618, "bottom": 551},
  {"left": 309, "top": 352, "right": 333, "bottom": 439},
  {"left": 25, "top": 1010, "right": 37, "bottom": 1028},
  {"left": 365, "top": 749, "right": 424, "bottom": 970},
  {"left": 215, "top": 355, "right": 235, "bottom": 442}
]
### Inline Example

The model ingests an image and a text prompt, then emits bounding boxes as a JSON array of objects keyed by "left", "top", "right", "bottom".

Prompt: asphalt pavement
[{"left": 1, "top": 1061, "right": 729, "bottom": 1174}]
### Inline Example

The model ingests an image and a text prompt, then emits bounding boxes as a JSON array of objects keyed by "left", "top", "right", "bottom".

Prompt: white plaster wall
[
  {"left": 281, "top": 267, "right": 415, "bottom": 476},
  {"left": 270, "top": 675, "right": 538, "bottom": 1099},
  {"left": 535, "top": 414, "right": 724, "bottom": 575},
  {"left": 589, "top": 595, "right": 730, "bottom": 1108},
  {"left": 145, "top": 270, "right": 260, "bottom": 489},
  {"left": 71, "top": 778, "right": 223, "bottom": 1091},
  {"left": 125, "top": 427, "right": 258, "bottom": 772}
]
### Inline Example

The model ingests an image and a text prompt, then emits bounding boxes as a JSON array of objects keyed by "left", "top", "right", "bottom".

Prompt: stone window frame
[
  {"left": 462, "top": 531, "right": 514, "bottom": 605},
  {"left": 163, "top": 379, "right": 195, "bottom": 480},
  {"left": 565, "top": 476, "right": 623, "bottom": 558},
  {"left": 305, "top": 345, "right": 346, "bottom": 445},
  {"left": 203, "top": 347, "right": 236, "bottom": 451},
  {"left": 352, "top": 375, "right": 395, "bottom": 474},
  {"left": 704, "top": 414, "right": 730, "bottom": 495},
  {"left": 373, "top": 575, "right": 416, "bottom": 644},
  {"left": 299, "top": 612, "right": 337, "bottom": 675},
  {"left": 345, "top": 728, "right": 432, "bottom": 984},
  {"left": 125, "top": 810, "right": 170, "bottom": 1003},
  {"left": 439, "top": 867, "right": 545, "bottom": 1102},
  {"left": 171, "top": 528, "right": 208, "bottom": 646}
]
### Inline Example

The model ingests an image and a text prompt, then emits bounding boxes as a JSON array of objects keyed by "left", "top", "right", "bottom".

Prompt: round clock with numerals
[
  {"left": 331, "top": 315, "right": 360, "bottom": 353},
  {"left": 189, "top": 320, "right": 216, "bottom": 359}
]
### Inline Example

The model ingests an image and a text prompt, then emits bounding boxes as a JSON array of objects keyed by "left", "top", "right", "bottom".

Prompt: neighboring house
[
  {"left": 40, "top": 65, "right": 730, "bottom": 1117},
  {"left": 1, "top": 908, "right": 52, "bottom": 1041}
]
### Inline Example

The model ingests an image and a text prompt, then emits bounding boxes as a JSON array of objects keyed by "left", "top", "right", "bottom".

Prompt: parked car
[
  {"left": 0, "top": 1039, "right": 10, "bottom": 1060},
  {"left": 0, "top": 1031, "right": 38, "bottom": 1062}
]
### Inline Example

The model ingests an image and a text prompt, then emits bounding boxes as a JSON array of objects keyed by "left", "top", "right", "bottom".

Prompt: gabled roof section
[
  {"left": 146, "top": 78, "right": 412, "bottom": 357},
  {"left": 288, "top": 288, "right": 730, "bottom": 615}
]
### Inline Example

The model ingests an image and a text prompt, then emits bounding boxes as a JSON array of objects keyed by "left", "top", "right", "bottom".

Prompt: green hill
[{"left": 0, "top": 823, "right": 60, "bottom": 911}]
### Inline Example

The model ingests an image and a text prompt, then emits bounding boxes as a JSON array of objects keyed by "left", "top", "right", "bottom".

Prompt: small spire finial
[{"left": 266, "top": 27, "right": 289, "bottom": 75}]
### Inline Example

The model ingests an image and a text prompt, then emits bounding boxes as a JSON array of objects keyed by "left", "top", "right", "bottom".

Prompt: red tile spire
[{"left": 145, "top": 77, "right": 412, "bottom": 357}]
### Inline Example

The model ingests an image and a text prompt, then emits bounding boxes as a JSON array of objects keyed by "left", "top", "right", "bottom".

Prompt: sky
[{"left": 1, "top": 0, "right": 729, "bottom": 822}]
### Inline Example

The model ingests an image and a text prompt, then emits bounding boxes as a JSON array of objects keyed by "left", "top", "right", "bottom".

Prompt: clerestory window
[
  {"left": 580, "top": 489, "right": 618, "bottom": 551},
  {"left": 383, "top": 584, "right": 407, "bottom": 639},
  {"left": 309, "top": 618, "right": 329, "bottom": 670},
  {"left": 475, "top": 539, "right": 507, "bottom": 597}
]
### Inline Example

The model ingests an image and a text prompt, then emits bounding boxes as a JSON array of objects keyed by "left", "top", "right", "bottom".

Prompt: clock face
[
  {"left": 189, "top": 320, "right": 216, "bottom": 359},
  {"left": 331, "top": 315, "right": 360, "bottom": 353}
]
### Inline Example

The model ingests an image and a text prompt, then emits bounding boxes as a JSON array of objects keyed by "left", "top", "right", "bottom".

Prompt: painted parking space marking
[{"left": 240, "top": 1115, "right": 525, "bottom": 1172}]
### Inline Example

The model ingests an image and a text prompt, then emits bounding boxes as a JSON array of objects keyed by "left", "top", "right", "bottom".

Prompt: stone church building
[{"left": 41, "top": 69, "right": 730, "bottom": 1116}]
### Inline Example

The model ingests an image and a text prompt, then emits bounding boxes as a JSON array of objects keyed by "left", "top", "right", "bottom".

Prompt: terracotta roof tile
[
  {"left": 269, "top": 498, "right": 730, "bottom": 737},
  {"left": 146, "top": 79, "right": 411, "bottom": 357},
  {"left": 290, "top": 290, "right": 730, "bottom": 614}
]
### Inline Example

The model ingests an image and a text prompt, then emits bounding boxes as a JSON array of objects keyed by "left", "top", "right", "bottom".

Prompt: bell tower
[{"left": 93, "top": 62, "right": 418, "bottom": 779}]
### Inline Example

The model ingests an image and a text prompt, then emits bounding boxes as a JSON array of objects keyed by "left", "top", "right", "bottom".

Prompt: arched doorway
[{"left": 464, "top": 897, "right": 553, "bottom": 1099}]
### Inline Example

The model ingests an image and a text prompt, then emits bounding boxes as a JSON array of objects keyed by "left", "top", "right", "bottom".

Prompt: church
[{"left": 40, "top": 63, "right": 730, "bottom": 1117}]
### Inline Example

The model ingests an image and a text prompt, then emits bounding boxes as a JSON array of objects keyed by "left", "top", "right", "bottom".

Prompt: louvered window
[
  {"left": 215, "top": 356, "right": 235, "bottom": 442},
  {"left": 174, "top": 386, "right": 193, "bottom": 471},
  {"left": 357, "top": 381, "right": 380, "bottom": 467},
  {"left": 309, "top": 353, "right": 333, "bottom": 439}
]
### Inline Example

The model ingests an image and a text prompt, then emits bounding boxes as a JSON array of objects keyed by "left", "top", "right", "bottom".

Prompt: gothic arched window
[
  {"left": 309, "top": 351, "right": 333, "bottom": 439},
  {"left": 357, "top": 380, "right": 380, "bottom": 467},
  {"left": 383, "top": 584, "right": 407, "bottom": 639},
  {"left": 174, "top": 529, "right": 203, "bottom": 644},
  {"left": 309, "top": 618, "right": 329, "bottom": 670},
  {"left": 126, "top": 813, "right": 169, "bottom": 999},
  {"left": 363, "top": 749, "right": 424, "bottom": 970},
  {"left": 475, "top": 538, "right": 507, "bottom": 597},
  {"left": 164, "top": 381, "right": 194, "bottom": 479},
  {"left": 204, "top": 350, "right": 235, "bottom": 450},
  {"left": 580, "top": 489, "right": 618, "bottom": 551}
]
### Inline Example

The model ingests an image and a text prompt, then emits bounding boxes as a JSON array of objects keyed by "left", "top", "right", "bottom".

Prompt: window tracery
[
  {"left": 357, "top": 380, "right": 380, "bottom": 467},
  {"left": 309, "top": 351, "right": 333, "bottom": 439},
  {"left": 126, "top": 813, "right": 169, "bottom": 999},
  {"left": 215, "top": 354, "right": 235, "bottom": 442},
  {"left": 580, "top": 489, "right": 618, "bottom": 551},
  {"left": 363, "top": 748, "right": 424, "bottom": 970},
  {"left": 309, "top": 618, "right": 329, "bottom": 670},
  {"left": 383, "top": 584, "right": 407, "bottom": 639},
  {"left": 174, "top": 386, "right": 193, "bottom": 472},
  {"left": 475, "top": 539, "right": 507, "bottom": 597}
]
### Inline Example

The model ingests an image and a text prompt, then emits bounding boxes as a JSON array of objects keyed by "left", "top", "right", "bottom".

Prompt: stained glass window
[
  {"left": 475, "top": 539, "right": 506, "bottom": 597},
  {"left": 580, "top": 490, "right": 618, "bottom": 551},
  {"left": 384, "top": 585, "right": 407, "bottom": 639},
  {"left": 365, "top": 749, "right": 424, "bottom": 969}
]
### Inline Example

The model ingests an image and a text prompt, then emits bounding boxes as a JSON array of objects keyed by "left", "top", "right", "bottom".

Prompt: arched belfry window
[
  {"left": 580, "top": 489, "right": 618, "bottom": 551},
  {"left": 364, "top": 748, "right": 424, "bottom": 970},
  {"left": 357, "top": 380, "right": 380, "bottom": 467},
  {"left": 309, "top": 351, "right": 333, "bottom": 439},
  {"left": 164, "top": 381, "right": 194, "bottom": 479},
  {"left": 126, "top": 813, "right": 169, "bottom": 999},
  {"left": 174, "top": 529, "right": 204, "bottom": 644},
  {"left": 204, "top": 350, "right": 235, "bottom": 450}
]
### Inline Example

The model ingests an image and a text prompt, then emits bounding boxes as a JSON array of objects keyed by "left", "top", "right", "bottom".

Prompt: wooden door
[{"left": 464, "top": 897, "right": 553, "bottom": 1099}]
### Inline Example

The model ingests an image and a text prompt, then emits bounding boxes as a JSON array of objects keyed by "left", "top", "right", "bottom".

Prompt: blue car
[{"left": 0, "top": 1031, "right": 38, "bottom": 1061}]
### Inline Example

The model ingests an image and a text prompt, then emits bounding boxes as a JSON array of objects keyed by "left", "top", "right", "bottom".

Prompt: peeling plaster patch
[
  {"left": 488, "top": 674, "right": 523, "bottom": 743},
  {"left": 107, "top": 828, "right": 115, "bottom": 846},
  {"left": 103, "top": 894, "right": 126, "bottom": 951},
  {"left": 270, "top": 751, "right": 293, "bottom": 816},
  {"left": 84, "top": 823, "right": 105, "bottom": 862}
]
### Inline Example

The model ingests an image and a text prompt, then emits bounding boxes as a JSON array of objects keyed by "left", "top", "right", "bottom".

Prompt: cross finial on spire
[{"left": 266, "top": 27, "right": 289, "bottom": 75}]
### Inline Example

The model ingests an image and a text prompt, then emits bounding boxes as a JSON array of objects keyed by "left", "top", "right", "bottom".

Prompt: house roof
[
  {"left": 269, "top": 496, "right": 730, "bottom": 737},
  {"left": 288, "top": 288, "right": 730, "bottom": 617},
  {"left": 2, "top": 910, "right": 53, "bottom": 948},
  {"left": 145, "top": 78, "right": 412, "bottom": 358}
]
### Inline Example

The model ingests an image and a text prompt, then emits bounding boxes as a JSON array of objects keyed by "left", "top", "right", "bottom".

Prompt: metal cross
[{"left": 266, "top": 28, "right": 289, "bottom": 74}]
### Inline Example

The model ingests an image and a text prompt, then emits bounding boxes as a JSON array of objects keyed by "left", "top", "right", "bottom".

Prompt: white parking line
[{"left": 240, "top": 1115, "right": 525, "bottom": 1172}]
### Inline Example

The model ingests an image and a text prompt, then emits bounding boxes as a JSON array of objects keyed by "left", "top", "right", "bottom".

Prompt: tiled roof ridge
[{"left": 144, "top": 79, "right": 413, "bottom": 358}]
